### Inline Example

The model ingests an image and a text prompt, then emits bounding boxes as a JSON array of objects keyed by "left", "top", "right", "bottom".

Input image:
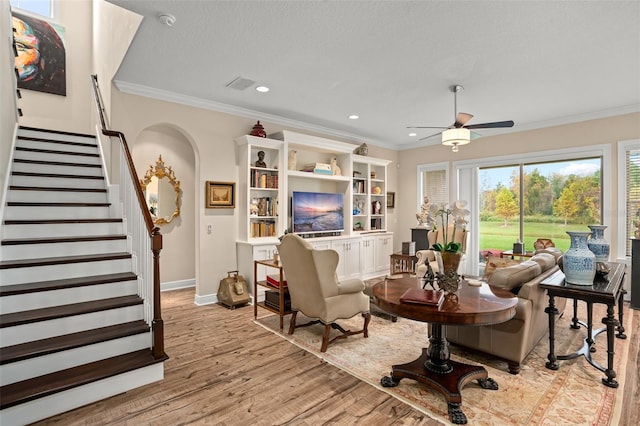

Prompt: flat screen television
[{"left": 292, "top": 191, "right": 344, "bottom": 235}]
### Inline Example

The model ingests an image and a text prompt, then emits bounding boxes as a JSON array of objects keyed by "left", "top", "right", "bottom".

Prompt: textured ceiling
[{"left": 107, "top": 0, "right": 640, "bottom": 149}]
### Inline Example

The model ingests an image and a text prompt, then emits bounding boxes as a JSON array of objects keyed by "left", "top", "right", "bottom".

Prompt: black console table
[
  {"left": 540, "top": 262, "right": 627, "bottom": 388},
  {"left": 411, "top": 227, "right": 430, "bottom": 251}
]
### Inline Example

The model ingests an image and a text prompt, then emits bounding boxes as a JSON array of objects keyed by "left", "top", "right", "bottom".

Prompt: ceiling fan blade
[
  {"left": 419, "top": 131, "right": 443, "bottom": 141},
  {"left": 464, "top": 120, "right": 514, "bottom": 129},
  {"left": 407, "top": 126, "right": 449, "bottom": 129},
  {"left": 454, "top": 112, "right": 473, "bottom": 128}
]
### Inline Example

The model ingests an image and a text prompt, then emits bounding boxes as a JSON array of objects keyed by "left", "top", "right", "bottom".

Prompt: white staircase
[{"left": 0, "top": 127, "right": 166, "bottom": 425}]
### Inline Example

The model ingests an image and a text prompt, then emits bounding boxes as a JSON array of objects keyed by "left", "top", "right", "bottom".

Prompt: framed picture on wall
[
  {"left": 387, "top": 192, "right": 395, "bottom": 208},
  {"left": 206, "top": 181, "right": 235, "bottom": 208}
]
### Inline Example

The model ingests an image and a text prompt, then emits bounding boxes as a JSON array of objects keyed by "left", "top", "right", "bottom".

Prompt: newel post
[{"left": 151, "top": 227, "right": 166, "bottom": 359}]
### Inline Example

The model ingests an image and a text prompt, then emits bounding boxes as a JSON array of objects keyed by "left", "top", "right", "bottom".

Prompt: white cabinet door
[
  {"left": 253, "top": 244, "right": 278, "bottom": 282},
  {"left": 375, "top": 234, "right": 393, "bottom": 272},
  {"left": 331, "top": 239, "right": 361, "bottom": 280},
  {"left": 361, "top": 236, "right": 376, "bottom": 274}
]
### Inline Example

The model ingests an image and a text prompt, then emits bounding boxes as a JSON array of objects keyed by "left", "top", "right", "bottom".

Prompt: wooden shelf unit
[{"left": 253, "top": 258, "right": 290, "bottom": 330}]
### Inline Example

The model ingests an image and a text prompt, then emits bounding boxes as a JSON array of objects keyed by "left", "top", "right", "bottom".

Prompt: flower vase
[
  {"left": 587, "top": 225, "right": 609, "bottom": 262},
  {"left": 434, "top": 251, "right": 462, "bottom": 293},
  {"left": 563, "top": 231, "right": 596, "bottom": 286}
]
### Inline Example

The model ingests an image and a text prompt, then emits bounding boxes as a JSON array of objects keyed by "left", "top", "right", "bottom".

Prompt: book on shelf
[
  {"left": 266, "top": 274, "right": 287, "bottom": 288},
  {"left": 250, "top": 220, "right": 275, "bottom": 238},
  {"left": 250, "top": 170, "right": 278, "bottom": 189},
  {"left": 399, "top": 288, "right": 444, "bottom": 307},
  {"left": 264, "top": 290, "right": 291, "bottom": 310}
]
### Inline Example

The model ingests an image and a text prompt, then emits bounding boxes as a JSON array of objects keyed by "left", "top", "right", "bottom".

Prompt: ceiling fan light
[{"left": 442, "top": 128, "right": 471, "bottom": 148}]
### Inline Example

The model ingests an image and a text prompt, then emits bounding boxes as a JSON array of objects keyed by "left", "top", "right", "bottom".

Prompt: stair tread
[
  {"left": 0, "top": 295, "right": 143, "bottom": 328},
  {"left": 4, "top": 218, "right": 122, "bottom": 225},
  {"left": 2, "top": 234, "right": 126, "bottom": 246},
  {"left": 0, "top": 272, "right": 138, "bottom": 296},
  {"left": 14, "top": 158, "right": 102, "bottom": 168},
  {"left": 0, "top": 320, "right": 150, "bottom": 365},
  {"left": 18, "top": 126, "right": 96, "bottom": 139},
  {"left": 0, "top": 251, "right": 132, "bottom": 269},
  {"left": 0, "top": 349, "right": 164, "bottom": 409},
  {"left": 7, "top": 201, "right": 110, "bottom": 207},
  {"left": 16, "top": 146, "right": 99, "bottom": 158},
  {"left": 17, "top": 135, "right": 97, "bottom": 148},
  {"left": 8, "top": 186, "right": 106, "bottom": 192},
  {"left": 11, "top": 171, "right": 104, "bottom": 179}
]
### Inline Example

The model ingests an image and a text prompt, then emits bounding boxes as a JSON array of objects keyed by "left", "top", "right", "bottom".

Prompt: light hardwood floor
[{"left": 38, "top": 288, "right": 639, "bottom": 425}]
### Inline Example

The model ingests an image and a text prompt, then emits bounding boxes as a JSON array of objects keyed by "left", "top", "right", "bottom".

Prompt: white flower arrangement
[{"left": 424, "top": 199, "right": 470, "bottom": 253}]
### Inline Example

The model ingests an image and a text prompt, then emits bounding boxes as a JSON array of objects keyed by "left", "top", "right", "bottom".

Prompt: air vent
[{"left": 226, "top": 76, "right": 255, "bottom": 91}]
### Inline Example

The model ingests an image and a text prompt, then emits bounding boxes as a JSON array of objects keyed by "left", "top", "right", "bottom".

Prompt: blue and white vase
[
  {"left": 563, "top": 231, "right": 596, "bottom": 286},
  {"left": 587, "top": 224, "right": 610, "bottom": 262}
]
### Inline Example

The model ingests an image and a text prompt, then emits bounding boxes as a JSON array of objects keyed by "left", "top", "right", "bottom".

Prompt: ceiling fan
[{"left": 407, "top": 85, "right": 515, "bottom": 151}]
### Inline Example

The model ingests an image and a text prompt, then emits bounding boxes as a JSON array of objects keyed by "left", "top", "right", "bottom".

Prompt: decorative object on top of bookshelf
[
  {"left": 387, "top": 192, "right": 395, "bottom": 208},
  {"left": 353, "top": 170, "right": 362, "bottom": 177},
  {"left": 288, "top": 149, "right": 297, "bottom": 170},
  {"left": 205, "top": 181, "right": 236, "bottom": 208},
  {"left": 255, "top": 150, "right": 267, "bottom": 168},
  {"left": 301, "top": 162, "right": 333, "bottom": 175},
  {"left": 250, "top": 120, "right": 267, "bottom": 137},
  {"left": 354, "top": 142, "right": 368, "bottom": 156},
  {"left": 370, "top": 171, "right": 377, "bottom": 179},
  {"left": 330, "top": 157, "right": 342, "bottom": 176}
]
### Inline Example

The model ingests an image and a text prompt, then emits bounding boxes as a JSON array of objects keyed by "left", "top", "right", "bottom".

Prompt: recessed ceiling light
[
  {"left": 255, "top": 86, "right": 269, "bottom": 93},
  {"left": 349, "top": 115, "right": 359, "bottom": 120},
  {"left": 408, "top": 132, "right": 417, "bottom": 137}
]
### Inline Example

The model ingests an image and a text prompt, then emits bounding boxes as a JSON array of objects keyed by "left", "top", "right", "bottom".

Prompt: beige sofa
[{"left": 445, "top": 249, "right": 566, "bottom": 374}]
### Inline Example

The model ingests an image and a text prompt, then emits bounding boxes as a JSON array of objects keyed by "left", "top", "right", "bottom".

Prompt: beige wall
[
  {"left": 397, "top": 112, "right": 640, "bottom": 262},
  {"left": 17, "top": 0, "right": 93, "bottom": 134},
  {"left": 131, "top": 126, "right": 196, "bottom": 285},
  {"left": 0, "top": 0, "right": 18, "bottom": 213},
  {"left": 110, "top": 90, "right": 400, "bottom": 299}
]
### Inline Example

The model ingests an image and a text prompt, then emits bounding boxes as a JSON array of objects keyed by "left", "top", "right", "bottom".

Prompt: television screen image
[{"left": 292, "top": 191, "right": 344, "bottom": 234}]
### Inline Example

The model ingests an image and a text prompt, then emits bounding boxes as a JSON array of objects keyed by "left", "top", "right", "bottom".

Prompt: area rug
[{"left": 254, "top": 301, "right": 631, "bottom": 425}]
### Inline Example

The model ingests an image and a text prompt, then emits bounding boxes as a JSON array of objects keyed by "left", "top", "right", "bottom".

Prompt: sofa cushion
[
  {"left": 529, "top": 252, "right": 556, "bottom": 273},
  {"left": 483, "top": 256, "right": 520, "bottom": 279},
  {"left": 488, "top": 260, "right": 542, "bottom": 292}
]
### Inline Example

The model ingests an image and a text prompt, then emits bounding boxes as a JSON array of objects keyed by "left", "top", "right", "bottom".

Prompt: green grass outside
[{"left": 479, "top": 220, "right": 593, "bottom": 253}]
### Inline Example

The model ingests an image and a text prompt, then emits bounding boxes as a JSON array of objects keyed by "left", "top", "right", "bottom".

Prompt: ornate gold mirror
[{"left": 140, "top": 155, "right": 181, "bottom": 225}]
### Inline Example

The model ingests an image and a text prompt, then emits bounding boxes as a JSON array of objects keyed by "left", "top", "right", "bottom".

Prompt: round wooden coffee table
[{"left": 372, "top": 276, "right": 517, "bottom": 424}]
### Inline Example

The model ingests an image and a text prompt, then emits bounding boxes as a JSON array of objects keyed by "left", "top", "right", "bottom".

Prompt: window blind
[
  {"left": 423, "top": 170, "right": 447, "bottom": 204},
  {"left": 626, "top": 149, "right": 640, "bottom": 256}
]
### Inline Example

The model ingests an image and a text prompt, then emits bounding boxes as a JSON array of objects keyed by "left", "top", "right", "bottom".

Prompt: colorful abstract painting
[{"left": 12, "top": 11, "right": 66, "bottom": 96}]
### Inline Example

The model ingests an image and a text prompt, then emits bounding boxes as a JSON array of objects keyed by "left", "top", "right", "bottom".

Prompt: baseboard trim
[
  {"left": 160, "top": 278, "right": 195, "bottom": 292},
  {"left": 194, "top": 292, "right": 218, "bottom": 306}
]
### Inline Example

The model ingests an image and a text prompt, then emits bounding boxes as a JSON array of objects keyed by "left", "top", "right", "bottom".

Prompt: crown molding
[{"left": 112, "top": 80, "right": 398, "bottom": 150}]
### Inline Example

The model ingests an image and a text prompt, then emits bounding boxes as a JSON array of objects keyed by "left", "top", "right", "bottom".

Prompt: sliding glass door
[{"left": 479, "top": 158, "right": 602, "bottom": 255}]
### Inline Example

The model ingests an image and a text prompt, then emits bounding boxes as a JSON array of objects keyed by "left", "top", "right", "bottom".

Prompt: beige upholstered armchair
[
  {"left": 277, "top": 234, "right": 371, "bottom": 352},
  {"left": 414, "top": 226, "right": 468, "bottom": 277}
]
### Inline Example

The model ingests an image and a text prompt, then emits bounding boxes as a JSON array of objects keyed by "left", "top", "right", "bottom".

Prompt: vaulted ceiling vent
[{"left": 226, "top": 76, "right": 255, "bottom": 91}]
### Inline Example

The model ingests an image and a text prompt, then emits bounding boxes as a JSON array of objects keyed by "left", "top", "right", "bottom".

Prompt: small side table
[
  {"left": 540, "top": 262, "right": 627, "bottom": 388},
  {"left": 253, "top": 259, "right": 290, "bottom": 330},
  {"left": 389, "top": 252, "right": 417, "bottom": 275}
]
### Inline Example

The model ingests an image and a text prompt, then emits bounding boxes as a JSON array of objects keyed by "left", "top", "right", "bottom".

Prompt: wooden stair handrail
[{"left": 90, "top": 75, "right": 165, "bottom": 360}]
